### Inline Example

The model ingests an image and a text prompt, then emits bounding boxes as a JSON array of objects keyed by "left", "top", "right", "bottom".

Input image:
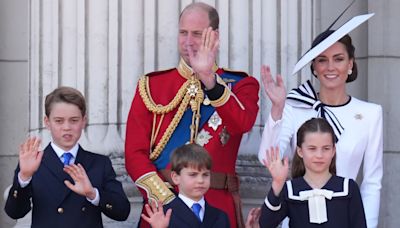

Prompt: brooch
[{"left": 354, "top": 113, "right": 363, "bottom": 120}]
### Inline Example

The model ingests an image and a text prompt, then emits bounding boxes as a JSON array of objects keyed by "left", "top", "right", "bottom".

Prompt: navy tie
[
  {"left": 191, "top": 203, "right": 202, "bottom": 221},
  {"left": 63, "top": 152, "right": 73, "bottom": 166}
]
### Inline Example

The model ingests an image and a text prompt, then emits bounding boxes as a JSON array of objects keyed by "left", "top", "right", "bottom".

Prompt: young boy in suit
[
  {"left": 141, "top": 143, "right": 230, "bottom": 228},
  {"left": 4, "top": 87, "right": 131, "bottom": 228}
]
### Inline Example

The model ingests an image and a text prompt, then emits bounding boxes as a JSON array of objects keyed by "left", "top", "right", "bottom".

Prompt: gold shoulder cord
[{"left": 138, "top": 75, "right": 203, "bottom": 161}]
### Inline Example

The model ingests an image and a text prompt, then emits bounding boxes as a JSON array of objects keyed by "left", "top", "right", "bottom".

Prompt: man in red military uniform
[{"left": 125, "top": 2, "right": 259, "bottom": 228}]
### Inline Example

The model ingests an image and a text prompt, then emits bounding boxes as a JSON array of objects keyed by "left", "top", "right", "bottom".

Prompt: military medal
[
  {"left": 196, "top": 129, "right": 212, "bottom": 146},
  {"left": 208, "top": 111, "right": 222, "bottom": 131},
  {"left": 219, "top": 126, "right": 230, "bottom": 146}
]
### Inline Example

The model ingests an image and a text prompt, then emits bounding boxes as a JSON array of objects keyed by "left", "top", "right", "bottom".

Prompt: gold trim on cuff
[{"left": 135, "top": 172, "right": 175, "bottom": 204}]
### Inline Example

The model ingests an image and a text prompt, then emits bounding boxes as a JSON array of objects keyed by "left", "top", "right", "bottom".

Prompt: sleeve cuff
[
  {"left": 17, "top": 172, "right": 32, "bottom": 188},
  {"left": 264, "top": 188, "right": 282, "bottom": 211},
  {"left": 267, "top": 113, "right": 282, "bottom": 128},
  {"left": 86, "top": 188, "right": 100, "bottom": 206},
  {"left": 205, "top": 83, "right": 225, "bottom": 100},
  {"left": 135, "top": 171, "right": 176, "bottom": 204}
]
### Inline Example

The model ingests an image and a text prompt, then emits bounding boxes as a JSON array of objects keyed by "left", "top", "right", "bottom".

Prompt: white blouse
[{"left": 258, "top": 96, "right": 383, "bottom": 228}]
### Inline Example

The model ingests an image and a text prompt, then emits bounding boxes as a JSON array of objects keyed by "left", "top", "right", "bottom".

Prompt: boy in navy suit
[
  {"left": 141, "top": 143, "right": 230, "bottom": 228},
  {"left": 4, "top": 87, "right": 130, "bottom": 228}
]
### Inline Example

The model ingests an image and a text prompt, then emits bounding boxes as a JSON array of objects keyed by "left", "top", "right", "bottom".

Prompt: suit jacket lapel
[
  {"left": 41, "top": 144, "right": 73, "bottom": 205},
  {"left": 41, "top": 144, "right": 72, "bottom": 183},
  {"left": 171, "top": 197, "right": 201, "bottom": 227},
  {"left": 201, "top": 202, "right": 219, "bottom": 227},
  {"left": 74, "top": 146, "right": 94, "bottom": 171}
]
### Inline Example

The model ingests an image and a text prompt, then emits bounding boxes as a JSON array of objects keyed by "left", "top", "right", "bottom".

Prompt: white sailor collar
[{"left": 286, "top": 175, "right": 350, "bottom": 201}]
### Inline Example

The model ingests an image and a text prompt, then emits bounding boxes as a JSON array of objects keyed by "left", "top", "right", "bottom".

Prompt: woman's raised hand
[{"left": 261, "top": 65, "right": 286, "bottom": 121}]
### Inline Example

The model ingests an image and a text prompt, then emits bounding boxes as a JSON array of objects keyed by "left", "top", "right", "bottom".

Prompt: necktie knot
[
  {"left": 63, "top": 152, "right": 73, "bottom": 166},
  {"left": 191, "top": 203, "right": 202, "bottom": 221}
]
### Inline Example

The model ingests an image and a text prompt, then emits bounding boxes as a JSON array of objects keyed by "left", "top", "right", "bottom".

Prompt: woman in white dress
[{"left": 258, "top": 29, "right": 383, "bottom": 228}]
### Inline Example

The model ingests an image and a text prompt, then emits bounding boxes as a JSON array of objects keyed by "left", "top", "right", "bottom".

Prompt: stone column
[{"left": 368, "top": 1, "right": 400, "bottom": 227}]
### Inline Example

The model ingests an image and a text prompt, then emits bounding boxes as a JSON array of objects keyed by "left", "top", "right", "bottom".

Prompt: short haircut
[
  {"left": 170, "top": 144, "right": 212, "bottom": 174},
  {"left": 179, "top": 2, "right": 219, "bottom": 30},
  {"left": 45, "top": 86, "right": 86, "bottom": 117}
]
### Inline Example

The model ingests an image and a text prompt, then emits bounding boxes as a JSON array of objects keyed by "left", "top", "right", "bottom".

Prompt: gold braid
[
  {"left": 149, "top": 93, "right": 191, "bottom": 160},
  {"left": 139, "top": 76, "right": 189, "bottom": 114},
  {"left": 138, "top": 75, "right": 203, "bottom": 161}
]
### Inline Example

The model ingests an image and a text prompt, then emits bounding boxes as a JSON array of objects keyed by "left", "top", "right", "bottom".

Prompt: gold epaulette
[
  {"left": 210, "top": 75, "right": 245, "bottom": 110},
  {"left": 145, "top": 68, "right": 175, "bottom": 77},
  {"left": 135, "top": 172, "right": 175, "bottom": 204},
  {"left": 222, "top": 68, "right": 249, "bottom": 78}
]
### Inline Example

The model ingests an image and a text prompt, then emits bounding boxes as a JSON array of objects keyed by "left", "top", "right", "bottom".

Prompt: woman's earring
[
  {"left": 348, "top": 69, "right": 353, "bottom": 75},
  {"left": 313, "top": 70, "right": 317, "bottom": 76}
]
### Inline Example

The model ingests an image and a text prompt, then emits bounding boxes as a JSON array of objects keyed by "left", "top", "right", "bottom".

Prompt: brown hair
[
  {"left": 170, "top": 144, "right": 212, "bottom": 174},
  {"left": 45, "top": 86, "right": 86, "bottom": 117},
  {"left": 291, "top": 118, "right": 336, "bottom": 178},
  {"left": 310, "top": 30, "right": 358, "bottom": 83},
  {"left": 179, "top": 2, "right": 219, "bottom": 30}
]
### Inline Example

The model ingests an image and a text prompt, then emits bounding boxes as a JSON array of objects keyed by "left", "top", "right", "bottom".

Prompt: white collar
[
  {"left": 178, "top": 193, "right": 205, "bottom": 210},
  {"left": 51, "top": 142, "right": 79, "bottom": 159}
]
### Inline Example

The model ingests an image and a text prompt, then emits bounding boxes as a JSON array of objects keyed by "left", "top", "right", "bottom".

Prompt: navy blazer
[
  {"left": 5, "top": 144, "right": 131, "bottom": 228},
  {"left": 163, "top": 197, "right": 230, "bottom": 228}
]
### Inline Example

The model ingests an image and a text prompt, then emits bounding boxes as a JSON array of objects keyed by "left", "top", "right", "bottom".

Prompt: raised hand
[
  {"left": 19, "top": 137, "right": 44, "bottom": 181},
  {"left": 261, "top": 65, "right": 286, "bottom": 120},
  {"left": 188, "top": 27, "right": 219, "bottom": 89},
  {"left": 63, "top": 164, "right": 96, "bottom": 199},
  {"left": 262, "top": 147, "right": 289, "bottom": 196},
  {"left": 245, "top": 207, "right": 261, "bottom": 228},
  {"left": 141, "top": 200, "right": 172, "bottom": 228}
]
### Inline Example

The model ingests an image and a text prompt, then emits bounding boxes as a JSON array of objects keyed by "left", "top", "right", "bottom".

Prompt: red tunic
[{"left": 125, "top": 61, "right": 259, "bottom": 228}]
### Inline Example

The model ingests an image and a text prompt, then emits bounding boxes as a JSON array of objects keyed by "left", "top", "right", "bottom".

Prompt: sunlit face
[
  {"left": 297, "top": 132, "right": 335, "bottom": 176},
  {"left": 44, "top": 102, "right": 86, "bottom": 151},
  {"left": 178, "top": 9, "right": 213, "bottom": 65},
  {"left": 172, "top": 166, "right": 210, "bottom": 201},
  {"left": 312, "top": 42, "right": 353, "bottom": 90}
]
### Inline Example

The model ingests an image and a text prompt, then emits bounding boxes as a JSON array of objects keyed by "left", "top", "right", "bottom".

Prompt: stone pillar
[
  {"left": 0, "top": 0, "right": 29, "bottom": 227},
  {"left": 368, "top": 1, "right": 400, "bottom": 227}
]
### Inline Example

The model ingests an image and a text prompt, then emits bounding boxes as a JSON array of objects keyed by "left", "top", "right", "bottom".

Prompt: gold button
[
  {"left": 13, "top": 190, "right": 18, "bottom": 198},
  {"left": 106, "top": 204, "right": 112, "bottom": 210},
  {"left": 57, "top": 208, "right": 64, "bottom": 214},
  {"left": 81, "top": 207, "right": 86, "bottom": 212}
]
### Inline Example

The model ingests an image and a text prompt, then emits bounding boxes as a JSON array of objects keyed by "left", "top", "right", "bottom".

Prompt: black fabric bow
[{"left": 286, "top": 80, "right": 344, "bottom": 142}]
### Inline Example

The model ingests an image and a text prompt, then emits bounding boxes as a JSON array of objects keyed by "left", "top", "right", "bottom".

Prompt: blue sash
[{"left": 153, "top": 71, "right": 244, "bottom": 169}]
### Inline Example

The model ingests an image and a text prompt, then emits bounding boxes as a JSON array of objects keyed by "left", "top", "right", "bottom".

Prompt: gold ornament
[{"left": 138, "top": 74, "right": 204, "bottom": 161}]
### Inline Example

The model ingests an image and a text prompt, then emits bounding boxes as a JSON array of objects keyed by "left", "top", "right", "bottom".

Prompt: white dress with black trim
[
  {"left": 259, "top": 176, "right": 367, "bottom": 228},
  {"left": 258, "top": 81, "right": 383, "bottom": 228}
]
